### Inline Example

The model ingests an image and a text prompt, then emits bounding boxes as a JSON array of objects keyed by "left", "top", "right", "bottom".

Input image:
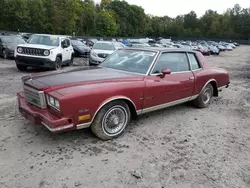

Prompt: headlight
[
  {"left": 46, "top": 95, "right": 60, "bottom": 110},
  {"left": 17, "top": 47, "right": 23, "bottom": 53},
  {"left": 91, "top": 51, "right": 97, "bottom": 57},
  {"left": 44, "top": 50, "right": 50, "bottom": 56}
]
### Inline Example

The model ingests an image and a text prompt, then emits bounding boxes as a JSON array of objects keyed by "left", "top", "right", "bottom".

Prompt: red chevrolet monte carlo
[{"left": 17, "top": 48, "right": 230, "bottom": 140}]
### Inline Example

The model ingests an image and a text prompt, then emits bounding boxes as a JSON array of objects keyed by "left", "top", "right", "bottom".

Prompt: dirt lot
[{"left": 0, "top": 47, "right": 249, "bottom": 188}]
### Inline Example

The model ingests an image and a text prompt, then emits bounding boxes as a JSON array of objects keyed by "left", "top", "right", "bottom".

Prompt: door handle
[{"left": 189, "top": 77, "right": 194, "bottom": 80}]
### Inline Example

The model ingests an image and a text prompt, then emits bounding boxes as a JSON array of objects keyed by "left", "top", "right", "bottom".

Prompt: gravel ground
[{"left": 0, "top": 47, "right": 249, "bottom": 188}]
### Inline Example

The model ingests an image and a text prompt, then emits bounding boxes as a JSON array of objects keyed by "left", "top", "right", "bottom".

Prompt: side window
[
  {"left": 151, "top": 52, "right": 190, "bottom": 74},
  {"left": 188, "top": 53, "right": 201, "bottom": 70},
  {"left": 65, "top": 39, "right": 70, "bottom": 47},
  {"left": 61, "top": 38, "right": 66, "bottom": 47}
]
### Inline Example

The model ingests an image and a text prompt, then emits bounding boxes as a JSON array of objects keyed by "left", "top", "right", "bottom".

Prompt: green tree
[{"left": 96, "top": 10, "right": 117, "bottom": 36}]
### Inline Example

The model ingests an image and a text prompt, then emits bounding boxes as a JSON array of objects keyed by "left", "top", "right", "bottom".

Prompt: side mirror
[{"left": 161, "top": 68, "right": 171, "bottom": 75}]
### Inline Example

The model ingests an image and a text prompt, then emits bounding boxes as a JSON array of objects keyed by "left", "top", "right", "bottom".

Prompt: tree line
[{"left": 0, "top": 0, "right": 250, "bottom": 39}]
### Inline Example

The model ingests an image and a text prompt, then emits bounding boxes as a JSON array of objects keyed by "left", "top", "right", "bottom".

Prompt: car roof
[
  {"left": 32, "top": 34, "right": 70, "bottom": 38},
  {"left": 95, "top": 41, "right": 119, "bottom": 44},
  {"left": 121, "top": 47, "right": 197, "bottom": 53}
]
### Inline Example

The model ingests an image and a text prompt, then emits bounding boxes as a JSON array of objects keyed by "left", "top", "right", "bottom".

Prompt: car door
[
  {"left": 61, "top": 38, "right": 69, "bottom": 62},
  {"left": 143, "top": 52, "right": 195, "bottom": 110},
  {"left": 65, "top": 38, "right": 73, "bottom": 60}
]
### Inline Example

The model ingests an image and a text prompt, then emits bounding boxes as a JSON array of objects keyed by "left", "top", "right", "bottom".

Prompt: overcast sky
[{"left": 94, "top": 0, "right": 249, "bottom": 17}]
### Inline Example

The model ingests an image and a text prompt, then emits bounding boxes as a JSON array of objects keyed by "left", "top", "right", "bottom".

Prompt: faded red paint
[{"left": 17, "top": 49, "right": 230, "bottom": 133}]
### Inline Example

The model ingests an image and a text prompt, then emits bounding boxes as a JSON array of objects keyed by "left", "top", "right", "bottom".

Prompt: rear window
[
  {"left": 188, "top": 53, "right": 201, "bottom": 70},
  {"left": 93, "top": 42, "right": 114, "bottom": 50}
]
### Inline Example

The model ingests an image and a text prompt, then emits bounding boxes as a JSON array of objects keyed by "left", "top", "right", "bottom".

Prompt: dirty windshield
[
  {"left": 100, "top": 50, "right": 156, "bottom": 74},
  {"left": 27, "top": 35, "right": 59, "bottom": 46}
]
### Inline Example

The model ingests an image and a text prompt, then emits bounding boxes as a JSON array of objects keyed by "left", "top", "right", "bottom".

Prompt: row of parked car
[{"left": 0, "top": 33, "right": 239, "bottom": 71}]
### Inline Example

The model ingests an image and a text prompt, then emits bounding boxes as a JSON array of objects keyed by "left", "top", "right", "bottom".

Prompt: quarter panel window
[
  {"left": 188, "top": 53, "right": 200, "bottom": 70},
  {"left": 151, "top": 52, "right": 190, "bottom": 74}
]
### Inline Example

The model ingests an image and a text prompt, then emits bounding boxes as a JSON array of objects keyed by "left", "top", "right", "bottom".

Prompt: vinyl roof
[{"left": 121, "top": 47, "right": 197, "bottom": 53}]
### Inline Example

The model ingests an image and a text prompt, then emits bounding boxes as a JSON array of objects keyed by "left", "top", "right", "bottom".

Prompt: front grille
[
  {"left": 23, "top": 85, "right": 46, "bottom": 109},
  {"left": 22, "top": 47, "right": 44, "bottom": 56},
  {"left": 98, "top": 53, "right": 109, "bottom": 58}
]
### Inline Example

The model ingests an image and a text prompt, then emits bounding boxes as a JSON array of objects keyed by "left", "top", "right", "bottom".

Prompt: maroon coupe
[{"left": 17, "top": 48, "right": 230, "bottom": 140}]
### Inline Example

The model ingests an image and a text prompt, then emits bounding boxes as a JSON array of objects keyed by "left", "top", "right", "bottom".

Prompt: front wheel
[
  {"left": 53, "top": 57, "right": 62, "bottom": 70},
  {"left": 16, "top": 64, "right": 27, "bottom": 71},
  {"left": 91, "top": 101, "right": 131, "bottom": 140},
  {"left": 193, "top": 83, "right": 214, "bottom": 108}
]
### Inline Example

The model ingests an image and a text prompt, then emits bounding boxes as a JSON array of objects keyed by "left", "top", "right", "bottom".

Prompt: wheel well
[
  {"left": 122, "top": 99, "right": 137, "bottom": 119},
  {"left": 57, "top": 54, "right": 62, "bottom": 60},
  {"left": 114, "top": 99, "right": 137, "bottom": 120},
  {"left": 210, "top": 81, "right": 218, "bottom": 97}
]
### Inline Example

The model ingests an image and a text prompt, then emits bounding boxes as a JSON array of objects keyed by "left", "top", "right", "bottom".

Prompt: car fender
[
  {"left": 92, "top": 95, "right": 137, "bottom": 120},
  {"left": 75, "top": 95, "right": 138, "bottom": 130},
  {"left": 198, "top": 78, "right": 218, "bottom": 97}
]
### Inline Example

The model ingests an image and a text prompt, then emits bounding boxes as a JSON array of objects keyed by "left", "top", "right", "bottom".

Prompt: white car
[
  {"left": 15, "top": 34, "right": 74, "bottom": 71},
  {"left": 89, "top": 41, "right": 125, "bottom": 66}
]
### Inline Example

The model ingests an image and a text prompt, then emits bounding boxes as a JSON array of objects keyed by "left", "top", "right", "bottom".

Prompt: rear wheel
[
  {"left": 193, "top": 83, "right": 214, "bottom": 108},
  {"left": 53, "top": 56, "right": 62, "bottom": 70},
  {"left": 16, "top": 64, "right": 27, "bottom": 71},
  {"left": 91, "top": 101, "right": 131, "bottom": 140},
  {"left": 68, "top": 55, "right": 74, "bottom": 66}
]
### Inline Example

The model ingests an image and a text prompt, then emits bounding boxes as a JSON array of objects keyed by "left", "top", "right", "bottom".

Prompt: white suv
[{"left": 14, "top": 34, "right": 74, "bottom": 71}]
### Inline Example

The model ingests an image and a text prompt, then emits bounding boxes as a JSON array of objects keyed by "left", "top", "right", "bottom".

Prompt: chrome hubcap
[
  {"left": 102, "top": 106, "right": 128, "bottom": 136},
  {"left": 202, "top": 88, "right": 212, "bottom": 104}
]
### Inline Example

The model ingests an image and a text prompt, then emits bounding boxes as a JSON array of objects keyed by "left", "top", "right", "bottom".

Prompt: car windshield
[
  {"left": 93, "top": 42, "right": 115, "bottom": 50},
  {"left": 27, "top": 35, "right": 59, "bottom": 46},
  {"left": 2, "top": 36, "right": 25, "bottom": 44},
  {"left": 100, "top": 50, "right": 157, "bottom": 74},
  {"left": 71, "top": 40, "right": 87, "bottom": 46}
]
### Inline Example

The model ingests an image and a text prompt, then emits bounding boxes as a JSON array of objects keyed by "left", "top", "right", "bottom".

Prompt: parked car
[
  {"left": 217, "top": 44, "right": 226, "bottom": 51},
  {"left": 15, "top": 34, "right": 74, "bottom": 71},
  {"left": 130, "top": 43, "right": 151, "bottom": 48},
  {"left": 71, "top": 39, "right": 91, "bottom": 58},
  {"left": 233, "top": 42, "right": 239, "bottom": 46},
  {"left": 89, "top": 41, "right": 125, "bottom": 65},
  {"left": 17, "top": 48, "right": 230, "bottom": 140},
  {"left": 224, "top": 44, "right": 233, "bottom": 51},
  {"left": 86, "top": 38, "right": 98, "bottom": 48},
  {"left": 197, "top": 45, "right": 211, "bottom": 56},
  {"left": 209, "top": 45, "right": 220, "bottom": 55},
  {"left": 0, "top": 35, "right": 26, "bottom": 59},
  {"left": 151, "top": 43, "right": 165, "bottom": 48}
]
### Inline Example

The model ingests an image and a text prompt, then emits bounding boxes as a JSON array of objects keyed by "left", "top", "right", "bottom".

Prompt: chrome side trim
[
  {"left": 190, "top": 94, "right": 199, "bottom": 100},
  {"left": 76, "top": 122, "right": 91, "bottom": 129},
  {"left": 139, "top": 96, "right": 194, "bottom": 115},
  {"left": 192, "top": 68, "right": 202, "bottom": 72},
  {"left": 41, "top": 122, "right": 74, "bottom": 132},
  {"left": 150, "top": 70, "right": 192, "bottom": 76}
]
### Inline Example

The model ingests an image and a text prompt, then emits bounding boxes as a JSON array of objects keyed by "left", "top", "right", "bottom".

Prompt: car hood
[
  {"left": 17, "top": 43, "right": 57, "bottom": 50},
  {"left": 74, "top": 45, "right": 90, "bottom": 51},
  {"left": 22, "top": 66, "right": 143, "bottom": 91},
  {"left": 92, "top": 49, "right": 114, "bottom": 54},
  {"left": 5, "top": 44, "right": 18, "bottom": 50}
]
